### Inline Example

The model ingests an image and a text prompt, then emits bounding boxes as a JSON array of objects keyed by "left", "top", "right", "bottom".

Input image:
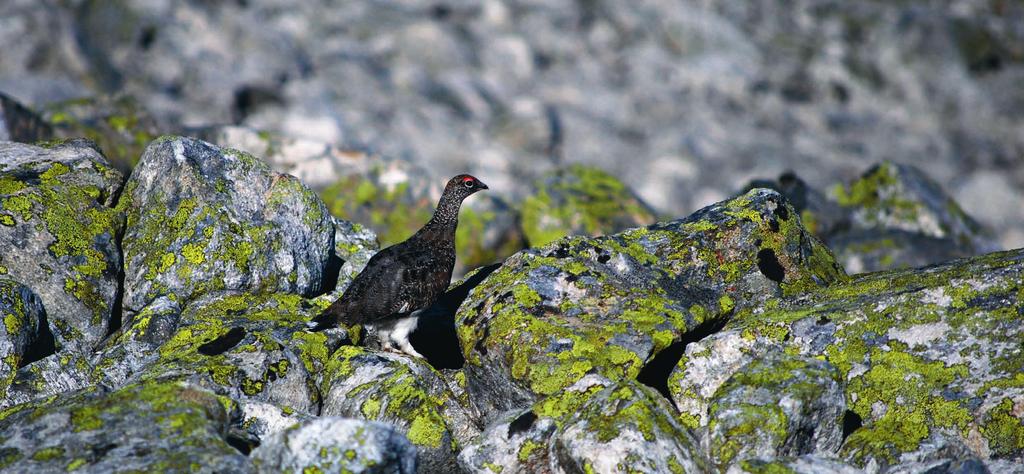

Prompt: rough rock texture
[
  {"left": 731, "top": 248, "right": 1024, "bottom": 470},
  {"left": 460, "top": 375, "right": 712, "bottom": 473},
  {"left": 0, "top": 381, "right": 251, "bottom": 472},
  {"left": 119, "top": 136, "right": 336, "bottom": 316},
  {"left": 748, "top": 163, "right": 1001, "bottom": 274},
  {"left": 320, "top": 346, "right": 479, "bottom": 473},
  {"left": 520, "top": 164, "right": 658, "bottom": 247},
  {"left": 0, "top": 279, "right": 46, "bottom": 398},
  {"left": 706, "top": 351, "right": 846, "bottom": 469},
  {"left": 251, "top": 417, "right": 417, "bottom": 474},
  {"left": 827, "top": 162, "right": 999, "bottom": 273},
  {"left": 456, "top": 188, "right": 846, "bottom": 420},
  {"left": 0, "top": 139, "right": 123, "bottom": 355}
]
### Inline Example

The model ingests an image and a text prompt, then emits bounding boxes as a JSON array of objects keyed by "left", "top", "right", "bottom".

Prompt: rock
[
  {"left": 668, "top": 329, "right": 774, "bottom": 429},
  {"left": 0, "top": 380, "right": 251, "bottom": 472},
  {"left": 706, "top": 352, "right": 846, "bottom": 469},
  {"left": 320, "top": 346, "right": 479, "bottom": 473},
  {"left": 0, "top": 139, "right": 123, "bottom": 355},
  {"left": 0, "top": 279, "right": 46, "bottom": 398},
  {"left": 460, "top": 375, "right": 711, "bottom": 473},
  {"left": 142, "top": 292, "right": 322, "bottom": 416},
  {"left": 731, "top": 455, "right": 863, "bottom": 474},
  {"left": 553, "top": 381, "right": 711, "bottom": 473},
  {"left": 519, "top": 164, "right": 658, "bottom": 247},
  {"left": 1, "top": 351, "right": 92, "bottom": 411},
  {"left": 456, "top": 189, "right": 846, "bottom": 420},
  {"left": 0, "top": 93, "right": 53, "bottom": 143},
  {"left": 119, "top": 136, "right": 336, "bottom": 316},
  {"left": 237, "top": 400, "right": 313, "bottom": 446},
  {"left": 250, "top": 417, "right": 417, "bottom": 474},
  {"left": 43, "top": 95, "right": 162, "bottom": 172},
  {"left": 732, "top": 248, "right": 1024, "bottom": 467},
  {"left": 828, "top": 162, "right": 998, "bottom": 271}
]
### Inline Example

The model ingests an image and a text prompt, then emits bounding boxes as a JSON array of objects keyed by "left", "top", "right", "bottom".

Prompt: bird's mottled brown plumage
[{"left": 309, "top": 175, "right": 488, "bottom": 354}]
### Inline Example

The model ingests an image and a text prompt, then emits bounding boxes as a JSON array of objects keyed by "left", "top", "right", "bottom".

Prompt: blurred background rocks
[{"left": 1, "top": 0, "right": 1022, "bottom": 253}]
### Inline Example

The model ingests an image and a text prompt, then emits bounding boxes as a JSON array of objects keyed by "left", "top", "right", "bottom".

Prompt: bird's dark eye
[{"left": 463, "top": 179, "right": 474, "bottom": 188}]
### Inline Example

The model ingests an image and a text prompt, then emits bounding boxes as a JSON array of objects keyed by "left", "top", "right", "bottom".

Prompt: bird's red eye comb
[{"left": 461, "top": 176, "right": 475, "bottom": 184}]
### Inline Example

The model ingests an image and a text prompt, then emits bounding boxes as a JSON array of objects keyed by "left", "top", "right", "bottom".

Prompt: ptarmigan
[{"left": 309, "top": 174, "right": 488, "bottom": 357}]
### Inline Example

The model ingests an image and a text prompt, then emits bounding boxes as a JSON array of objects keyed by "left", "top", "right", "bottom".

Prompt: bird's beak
[{"left": 478, "top": 181, "right": 489, "bottom": 190}]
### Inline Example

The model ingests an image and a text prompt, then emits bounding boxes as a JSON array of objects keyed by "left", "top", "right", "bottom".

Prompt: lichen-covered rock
[
  {"left": 326, "top": 217, "right": 380, "bottom": 295},
  {"left": 142, "top": 292, "right": 321, "bottom": 416},
  {"left": 237, "top": 400, "right": 313, "bottom": 445},
  {"left": 1, "top": 352, "right": 92, "bottom": 410},
  {"left": 318, "top": 159, "right": 525, "bottom": 276},
  {"left": 707, "top": 352, "right": 846, "bottom": 469},
  {"left": 460, "top": 375, "right": 711, "bottom": 473},
  {"left": 733, "top": 455, "right": 863, "bottom": 474},
  {"left": 457, "top": 189, "right": 846, "bottom": 420},
  {"left": 458, "top": 374, "right": 612, "bottom": 474},
  {"left": 668, "top": 329, "right": 775, "bottom": 429},
  {"left": 0, "top": 139, "right": 123, "bottom": 354},
  {"left": 519, "top": 164, "right": 658, "bottom": 247},
  {"left": 554, "top": 381, "right": 711, "bottom": 473},
  {"left": 733, "top": 248, "right": 1024, "bottom": 468},
  {"left": 42, "top": 95, "right": 161, "bottom": 171},
  {"left": 0, "top": 279, "right": 46, "bottom": 398},
  {"left": 119, "top": 136, "right": 336, "bottom": 315},
  {"left": 320, "top": 346, "right": 479, "bottom": 474},
  {"left": 0, "top": 381, "right": 251, "bottom": 472},
  {"left": 250, "top": 417, "right": 417, "bottom": 474},
  {"left": 829, "top": 161, "right": 998, "bottom": 272},
  {"left": 0, "top": 93, "right": 53, "bottom": 143}
]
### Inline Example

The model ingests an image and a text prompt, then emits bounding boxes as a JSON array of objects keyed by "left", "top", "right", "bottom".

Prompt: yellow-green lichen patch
[
  {"left": 519, "top": 165, "right": 657, "bottom": 247},
  {"left": 321, "top": 346, "right": 459, "bottom": 451}
]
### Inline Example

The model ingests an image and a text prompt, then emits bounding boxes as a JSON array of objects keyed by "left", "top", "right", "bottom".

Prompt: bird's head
[{"left": 445, "top": 174, "right": 489, "bottom": 199}]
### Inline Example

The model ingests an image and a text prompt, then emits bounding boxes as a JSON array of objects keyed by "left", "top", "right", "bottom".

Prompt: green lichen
[
  {"left": 980, "top": 398, "right": 1024, "bottom": 457},
  {"left": 30, "top": 446, "right": 64, "bottom": 461},
  {"left": 519, "top": 165, "right": 657, "bottom": 247}
]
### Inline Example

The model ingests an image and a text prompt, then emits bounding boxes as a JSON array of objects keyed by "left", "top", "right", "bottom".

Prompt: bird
[{"left": 309, "top": 174, "right": 489, "bottom": 358}]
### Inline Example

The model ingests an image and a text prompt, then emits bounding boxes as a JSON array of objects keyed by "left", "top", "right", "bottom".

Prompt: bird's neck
[{"left": 423, "top": 192, "right": 463, "bottom": 234}]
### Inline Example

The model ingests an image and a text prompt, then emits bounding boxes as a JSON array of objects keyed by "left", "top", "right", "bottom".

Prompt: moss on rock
[{"left": 519, "top": 164, "right": 658, "bottom": 247}]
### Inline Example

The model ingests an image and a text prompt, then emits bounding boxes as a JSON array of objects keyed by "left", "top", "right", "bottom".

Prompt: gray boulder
[
  {"left": 729, "top": 248, "right": 1024, "bottom": 468},
  {"left": 320, "top": 346, "right": 479, "bottom": 474},
  {"left": 250, "top": 417, "right": 417, "bottom": 474},
  {"left": 0, "top": 381, "right": 251, "bottom": 472},
  {"left": 119, "top": 136, "right": 336, "bottom": 315},
  {"left": 0, "top": 279, "right": 47, "bottom": 398},
  {"left": 0, "top": 139, "right": 123, "bottom": 354},
  {"left": 456, "top": 189, "right": 846, "bottom": 421},
  {"left": 707, "top": 352, "right": 846, "bottom": 469},
  {"left": 460, "top": 375, "right": 712, "bottom": 473}
]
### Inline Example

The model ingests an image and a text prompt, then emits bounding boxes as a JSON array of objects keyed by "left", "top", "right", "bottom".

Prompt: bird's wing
[
  {"left": 392, "top": 243, "right": 455, "bottom": 313},
  {"left": 310, "top": 246, "right": 406, "bottom": 328}
]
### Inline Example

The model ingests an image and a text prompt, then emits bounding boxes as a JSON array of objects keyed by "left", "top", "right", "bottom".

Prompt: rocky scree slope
[{"left": 0, "top": 136, "right": 1021, "bottom": 473}]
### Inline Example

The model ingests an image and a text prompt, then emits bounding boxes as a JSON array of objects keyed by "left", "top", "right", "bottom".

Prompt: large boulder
[
  {"left": 459, "top": 375, "right": 712, "bottom": 473},
  {"left": 456, "top": 189, "right": 846, "bottom": 420},
  {"left": 320, "top": 346, "right": 479, "bottom": 473},
  {"left": 731, "top": 248, "right": 1024, "bottom": 469},
  {"left": 0, "top": 380, "right": 251, "bottom": 472},
  {"left": 0, "top": 139, "right": 123, "bottom": 354},
  {"left": 706, "top": 351, "right": 846, "bottom": 469},
  {"left": 827, "top": 162, "right": 999, "bottom": 273},
  {"left": 119, "top": 136, "right": 336, "bottom": 316},
  {"left": 251, "top": 417, "right": 417, "bottom": 474}
]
